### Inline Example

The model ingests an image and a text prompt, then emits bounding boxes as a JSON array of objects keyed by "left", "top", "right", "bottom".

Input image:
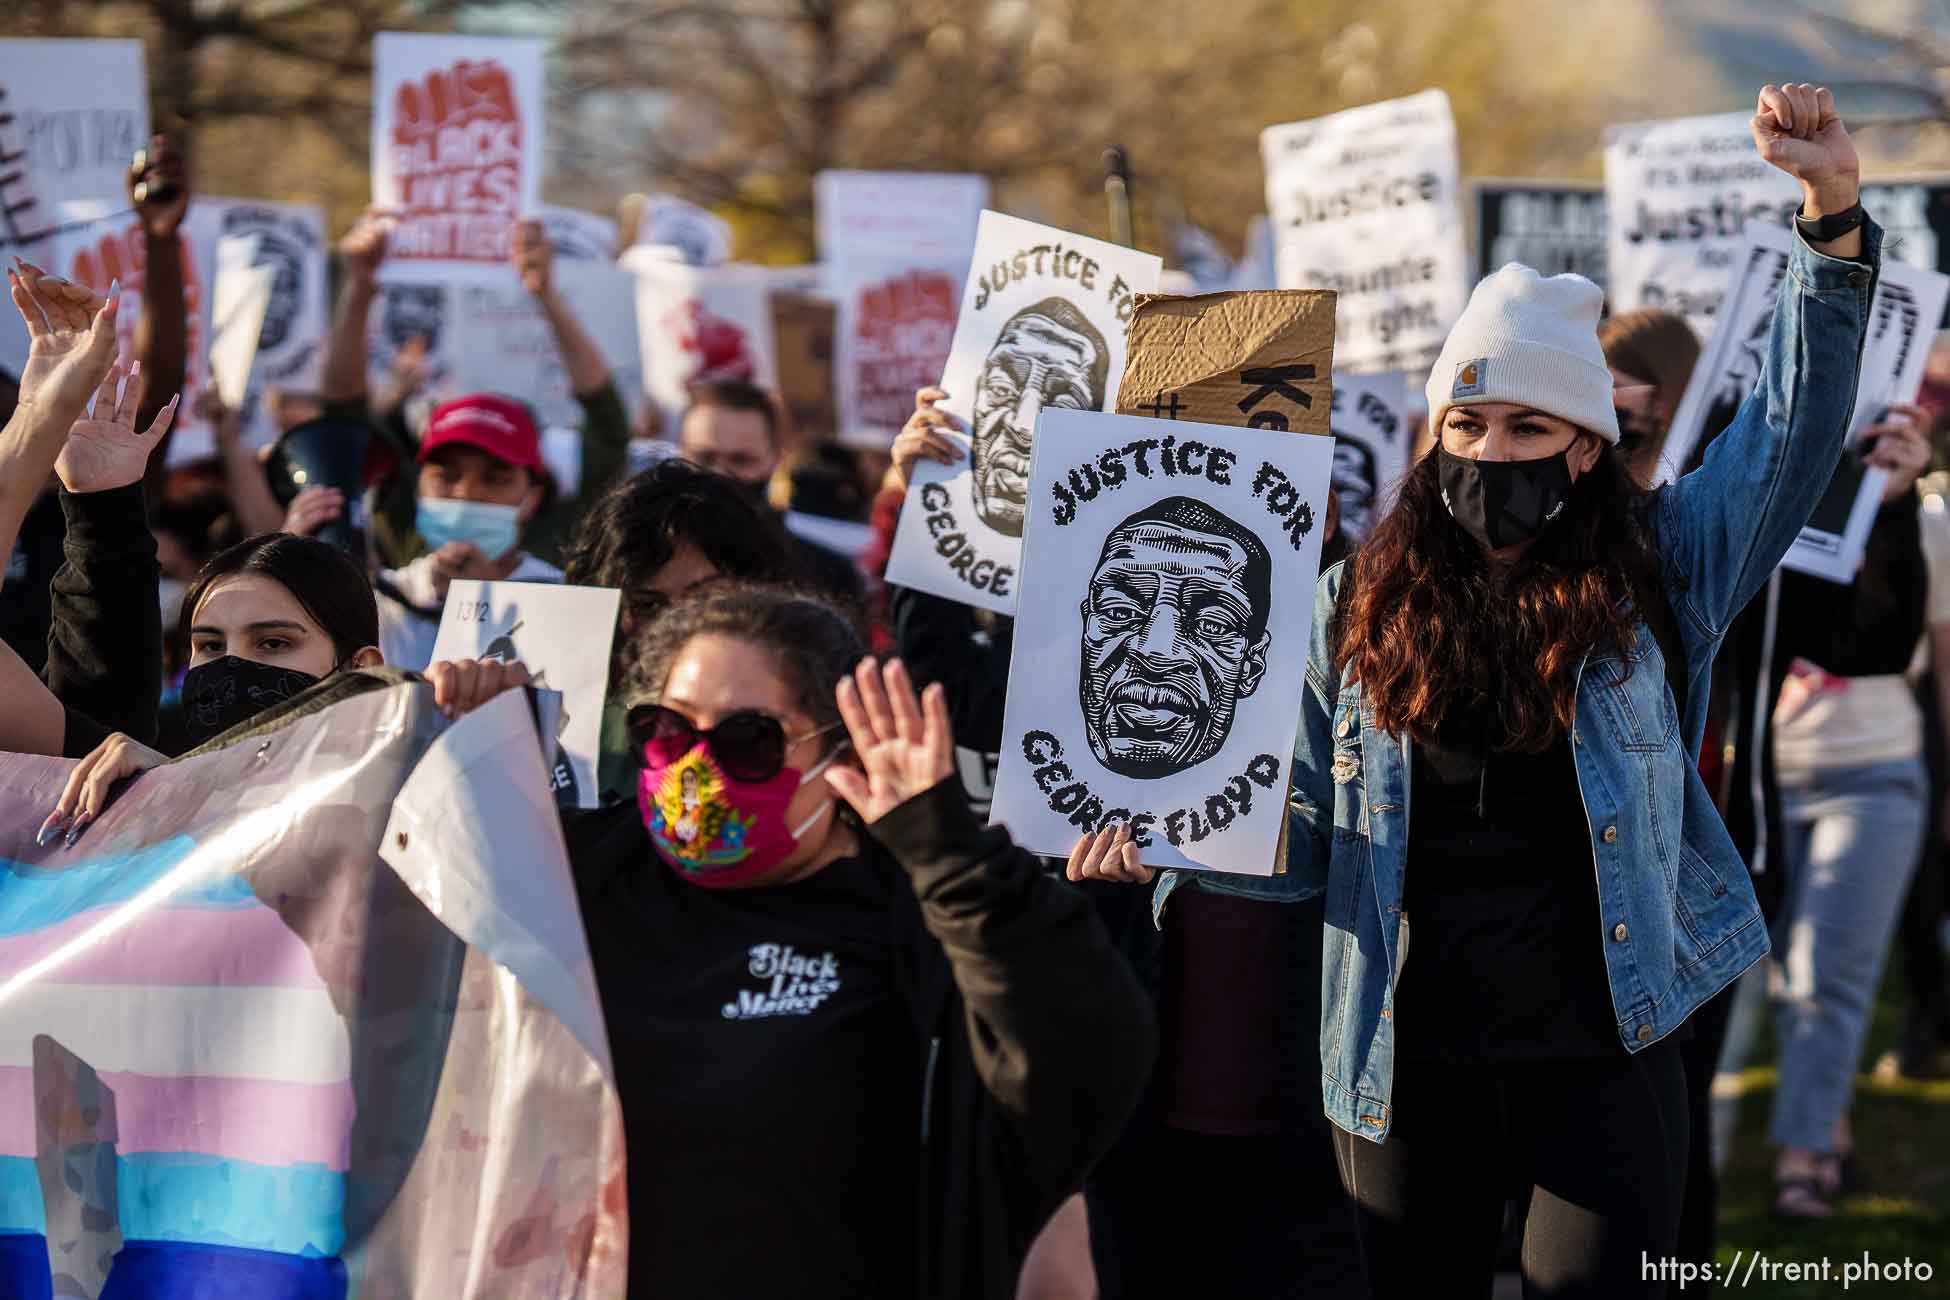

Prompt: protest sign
[
  {"left": 210, "top": 200, "right": 330, "bottom": 442},
  {"left": 1603, "top": 111, "right": 1801, "bottom": 335},
  {"left": 1261, "top": 90, "right": 1467, "bottom": 374},
  {"left": 628, "top": 253, "right": 779, "bottom": 437},
  {"left": 989, "top": 408, "right": 1333, "bottom": 874},
  {"left": 540, "top": 204, "right": 620, "bottom": 262},
  {"left": 1473, "top": 180, "right": 1607, "bottom": 290},
  {"left": 444, "top": 260, "right": 646, "bottom": 432},
  {"left": 1328, "top": 370, "right": 1412, "bottom": 543},
  {"left": 1113, "top": 289, "right": 1336, "bottom": 436},
  {"left": 430, "top": 580, "right": 620, "bottom": 808},
  {"left": 1660, "top": 223, "right": 1950, "bottom": 581},
  {"left": 883, "top": 212, "right": 1162, "bottom": 613},
  {"left": 624, "top": 192, "right": 732, "bottom": 267},
  {"left": 1862, "top": 173, "right": 1950, "bottom": 324},
  {"left": 815, "top": 170, "right": 987, "bottom": 443},
  {"left": 772, "top": 290, "right": 840, "bottom": 443},
  {"left": 209, "top": 236, "right": 275, "bottom": 410},
  {"left": 372, "top": 32, "right": 547, "bottom": 265},
  {"left": 0, "top": 685, "right": 624, "bottom": 1296},
  {"left": 0, "top": 39, "right": 147, "bottom": 251},
  {"left": 366, "top": 261, "right": 467, "bottom": 419}
]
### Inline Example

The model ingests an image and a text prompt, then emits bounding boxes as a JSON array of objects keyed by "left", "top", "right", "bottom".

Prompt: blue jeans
[{"left": 1770, "top": 756, "right": 1927, "bottom": 1151}]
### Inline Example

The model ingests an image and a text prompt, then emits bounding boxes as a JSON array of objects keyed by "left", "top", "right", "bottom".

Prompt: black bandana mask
[
  {"left": 180, "top": 655, "right": 323, "bottom": 748},
  {"left": 1436, "top": 446, "right": 1576, "bottom": 551}
]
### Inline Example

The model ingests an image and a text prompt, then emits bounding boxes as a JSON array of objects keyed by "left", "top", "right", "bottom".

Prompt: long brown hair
[{"left": 1332, "top": 441, "right": 1670, "bottom": 753}]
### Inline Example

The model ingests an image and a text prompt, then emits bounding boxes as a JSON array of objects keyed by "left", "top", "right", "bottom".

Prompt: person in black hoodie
[{"left": 562, "top": 582, "right": 1155, "bottom": 1300}]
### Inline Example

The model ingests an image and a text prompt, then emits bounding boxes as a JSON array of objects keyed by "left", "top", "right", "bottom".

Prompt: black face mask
[
  {"left": 180, "top": 655, "right": 323, "bottom": 749},
  {"left": 1437, "top": 446, "right": 1576, "bottom": 551}
]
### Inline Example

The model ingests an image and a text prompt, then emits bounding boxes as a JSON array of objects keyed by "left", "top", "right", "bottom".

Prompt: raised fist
[
  {"left": 1751, "top": 83, "right": 1860, "bottom": 216},
  {"left": 128, "top": 135, "right": 190, "bottom": 241}
]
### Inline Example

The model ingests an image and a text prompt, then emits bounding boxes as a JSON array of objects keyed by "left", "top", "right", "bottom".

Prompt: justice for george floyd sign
[
  {"left": 1261, "top": 90, "right": 1468, "bottom": 375},
  {"left": 371, "top": 33, "right": 547, "bottom": 265},
  {"left": 883, "top": 212, "right": 1161, "bottom": 613},
  {"left": 1603, "top": 111, "right": 1801, "bottom": 336},
  {"left": 989, "top": 409, "right": 1333, "bottom": 875}
]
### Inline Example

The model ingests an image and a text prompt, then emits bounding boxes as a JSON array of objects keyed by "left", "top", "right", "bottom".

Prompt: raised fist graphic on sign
[
  {"left": 388, "top": 58, "right": 524, "bottom": 261},
  {"left": 667, "top": 299, "right": 756, "bottom": 383},
  {"left": 66, "top": 222, "right": 206, "bottom": 409}
]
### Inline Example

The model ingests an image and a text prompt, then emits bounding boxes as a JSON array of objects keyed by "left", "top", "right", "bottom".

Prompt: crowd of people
[{"left": 2, "top": 79, "right": 1948, "bottom": 1299}]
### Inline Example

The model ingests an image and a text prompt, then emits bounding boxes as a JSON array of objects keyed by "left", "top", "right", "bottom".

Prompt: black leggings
[{"left": 1333, "top": 1044, "right": 1689, "bottom": 1300}]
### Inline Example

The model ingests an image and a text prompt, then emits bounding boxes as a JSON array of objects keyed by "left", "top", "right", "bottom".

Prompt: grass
[{"left": 1714, "top": 964, "right": 1950, "bottom": 1297}]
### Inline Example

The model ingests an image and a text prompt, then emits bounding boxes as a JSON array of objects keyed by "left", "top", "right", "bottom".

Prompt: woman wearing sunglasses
[{"left": 563, "top": 581, "right": 1155, "bottom": 1300}]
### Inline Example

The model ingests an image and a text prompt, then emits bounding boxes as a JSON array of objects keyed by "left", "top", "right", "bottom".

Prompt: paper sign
[
  {"left": 626, "top": 193, "right": 732, "bottom": 267},
  {"left": 540, "top": 204, "right": 619, "bottom": 262},
  {"left": 816, "top": 170, "right": 988, "bottom": 443},
  {"left": 1603, "top": 111, "right": 1801, "bottom": 335},
  {"left": 429, "top": 580, "right": 621, "bottom": 809},
  {"left": 1473, "top": 180, "right": 1607, "bottom": 289},
  {"left": 210, "top": 236, "right": 275, "bottom": 410},
  {"left": 1261, "top": 90, "right": 1468, "bottom": 374},
  {"left": 372, "top": 32, "right": 547, "bottom": 264},
  {"left": 1327, "top": 370, "right": 1412, "bottom": 543},
  {"left": 443, "top": 261, "right": 645, "bottom": 431},
  {"left": 211, "top": 200, "right": 330, "bottom": 443},
  {"left": 0, "top": 39, "right": 147, "bottom": 250},
  {"left": 1660, "top": 223, "right": 1950, "bottom": 582},
  {"left": 772, "top": 290, "right": 839, "bottom": 442},
  {"left": 1862, "top": 173, "right": 1950, "bottom": 325},
  {"left": 365, "top": 261, "right": 467, "bottom": 415},
  {"left": 1113, "top": 290, "right": 1337, "bottom": 437},
  {"left": 628, "top": 253, "right": 779, "bottom": 437},
  {"left": 883, "top": 212, "right": 1162, "bottom": 613},
  {"left": 989, "top": 408, "right": 1333, "bottom": 874}
]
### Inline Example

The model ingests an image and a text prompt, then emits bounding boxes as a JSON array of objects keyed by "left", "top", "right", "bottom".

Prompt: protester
[
  {"left": 1122, "top": 84, "right": 1877, "bottom": 1298},
  {"left": 320, "top": 212, "right": 629, "bottom": 569},
  {"left": 562, "top": 582, "right": 1155, "bottom": 1299},
  {"left": 1762, "top": 405, "right": 1938, "bottom": 1216},
  {"left": 678, "top": 378, "right": 867, "bottom": 608},
  {"left": 1598, "top": 308, "right": 1700, "bottom": 486},
  {"left": 560, "top": 457, "right": 815, "bottom": 803}
]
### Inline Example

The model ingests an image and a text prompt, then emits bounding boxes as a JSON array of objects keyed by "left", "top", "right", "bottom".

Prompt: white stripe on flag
[{"left": 0, "top": 983, "right": 349, "bottom": 1083}]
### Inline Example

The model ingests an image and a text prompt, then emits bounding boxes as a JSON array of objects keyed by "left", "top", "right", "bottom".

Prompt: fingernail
[
  {"left": 108, "top": 279, "right": 120, "bottom": 300},
  {"left": 36, "top": 813, "right": 69, "bottom": 847},
  {"left": 63, "top": 812, "right": 93, "bottom": 849},
  {"left": 130, "top": 359, "right": 141, "bottom": 378}
]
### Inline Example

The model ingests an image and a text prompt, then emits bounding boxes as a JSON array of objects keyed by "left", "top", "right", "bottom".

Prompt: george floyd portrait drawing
[
  {"left": 969, "top": 298, "right": 1111, "bottom": 537},
  {"left": 1078, "top": 496, "right": 1272, "bottom": 779}
]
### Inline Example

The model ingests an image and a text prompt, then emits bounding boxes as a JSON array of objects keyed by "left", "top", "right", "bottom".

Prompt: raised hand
[
  {"left": 826, "top": 657, "right": 955, "bottom": 823},
  {"left": 512, "top": 218, "right": 552, "bottom": 298},
  {"left": 9, "top": 260, "right": 121, "bottom": 433},
  {"left": 1751, "top": 83, "right": 1860, "bottom": 216},
  {"left": 54, "top": 358, "right": 180, "bottom": 494},
  {"left": 128, "top": 135, "right": 190, "bottom": 241},
  {"left": 340, "top": 210, "right": 395, "bottom": 290}
]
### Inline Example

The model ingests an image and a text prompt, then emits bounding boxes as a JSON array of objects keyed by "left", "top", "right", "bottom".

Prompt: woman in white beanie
[{"left": 1133, "top": 84, "right": 1880, "bottom": 1297}]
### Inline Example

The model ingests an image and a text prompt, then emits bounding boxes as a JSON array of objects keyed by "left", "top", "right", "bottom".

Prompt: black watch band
[{"left": 1794, "top": 202, "right": 1866, "bottom": 244}]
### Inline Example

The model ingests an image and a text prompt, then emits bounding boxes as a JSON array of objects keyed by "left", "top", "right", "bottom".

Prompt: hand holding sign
[
  {"left": 128, "top": 134, "right": 189, "bottom": 240},
  {"left": 512, "top": 216, "right": 551, "bottom": 298},
  {"left": 1751, "top": 84, "right": 1860, "bottom": 218},
  {"left": 890, "top": 386, "right": 966, "bottom": 490},
  {"left": 1861, "top": 402, "right": 1932, "bottom": 502}
]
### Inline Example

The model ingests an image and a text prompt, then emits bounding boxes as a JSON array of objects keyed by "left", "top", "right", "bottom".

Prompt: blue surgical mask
[{"left": 416, "top": 497, "right": 522, "bottom": 559}]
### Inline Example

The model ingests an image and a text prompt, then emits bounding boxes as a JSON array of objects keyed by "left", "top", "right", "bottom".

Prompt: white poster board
[
  {"left": 883, "top": 212, "right": 1161, "bottom": 613},
  {"left": 0, "top": 39, "right": 147, "bottom": 249},
  {"left": 1660, "top": 223, "right": 1950, "bottom": 582},
  {"left": 429, "top": 580, "right": 621, "bottom": 809},
  {"left": 540, "top": 204, "right": 619, "bottom": 262},
  {"left": 210, "top": 200, "right": 330, "bottom": 442},
  {"left": 444, "top": 260, "right": 645, "bottom": 432},
  {"left": 629, "top": 193, "right": 732, "bottom": 267},
  {"left": 1328, "top": 370, "right": 1411, "bottom": 543},
  {"left": 816, "top": 170, "right": 988, "bottom": 445},
  {"left": 990, "top": 408, "right": 1333, "bottom": 874},
  {"left": 1261, "top": 90, "right": 1467, "bottom": 374},
  {"left": 628, "top": 254, "right": 779, "bottom": 438},
  {"left": 210, "top": 237, "right": 275, "bottom": 410},
  {"left": 371, "top": 32, "right": 547, "bottom": 265},
  {"left": 365, "top": 261, "right": 469, "bottom": 417},
  {"left": 1603, "top": 111, "right": 1801, "bottom": 336}
]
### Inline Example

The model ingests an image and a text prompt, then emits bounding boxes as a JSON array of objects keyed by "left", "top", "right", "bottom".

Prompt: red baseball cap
[{"left": 417, "top": 394, "right": 544, "bottom": 473}]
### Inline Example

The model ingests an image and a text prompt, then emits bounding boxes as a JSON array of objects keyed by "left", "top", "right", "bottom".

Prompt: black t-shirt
[
  {"left": 574, "top": 821, "right": 920, "bottom": 1299},
  {"left": 1395, "top": 695, "right": 1624, "bottom": 1063},
  {"left": 1156, "top": 886, "right": 1289, "bottom": 1135},
  {"left": 0, "top": 490, "right": 63, "bottom": 676}
]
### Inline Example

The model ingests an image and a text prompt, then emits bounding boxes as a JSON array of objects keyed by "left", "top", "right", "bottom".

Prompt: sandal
[{"left": 1772, "top": 1175, "right": 1834, "bottom": 1219}]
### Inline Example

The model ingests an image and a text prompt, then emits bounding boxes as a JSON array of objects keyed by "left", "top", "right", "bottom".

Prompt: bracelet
[{"left": 1794, "top": 202, "right": 1866, "bottom": 244}]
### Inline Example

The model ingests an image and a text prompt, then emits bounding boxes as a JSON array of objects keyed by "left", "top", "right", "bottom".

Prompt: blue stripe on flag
[
  {"left": 0, "top": 1157, "right": 45, "bottom": 1234},
  {"left": 101, "top": 1239, "right": 346, "bottom": 1300},
  {"left": 116, "top": 1154, "right": 345, "bottom": 1258},
  {"left": 0, "top": 1229, "right": 51, "bottom": 1300},
  {"left": 0, "top": 838, "right": 257, "bottom": 937}
]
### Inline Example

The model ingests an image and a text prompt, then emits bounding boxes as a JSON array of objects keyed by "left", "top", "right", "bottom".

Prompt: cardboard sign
[
  {"left": 429, "top": 580, "right": 621, "bottom": 809},
  {"left": 627, "top": 253, "right": 779, "bottom": 437},
  {"left": 1473, "top": 180, "right": 1607, "bottom": 290},
  {"left": 1603, "top": 111, "right": 1801, "bottom": 335},
  {"left": 989, "top": 408, "right": 1333, "bottom": 874},
  {"left": 0, "top": 39, "right": 147, "bottom": 250},
  {"left": 1261, "top": 90, "right": 1468, "bottom": 374},
  {"left": 444, "top": 260, "right": 646, "bottom": 432},
  {"left": 883, "top": 212, "right": 1162, "bottom": 613},
  {"left": 772, "top": 290, "right": 839, "bottom": 442},
  {"left": 209, "top": 236, "right": 275, "bottom": 410},
  {"left": 1113, "top": 290, "right": 1336, "bottom": 437},
  {"left": 1328, "top": 370, "right": 1412, "bottom": 543},
  {"left": 1660, "top": 223, "right": 1950, "bottom": 582},
  {"left": 816, "top": 171, "right": 987, "bottom": 443},
  {"left": 371, "top": 32, "right": 548, "bottom": 264}
]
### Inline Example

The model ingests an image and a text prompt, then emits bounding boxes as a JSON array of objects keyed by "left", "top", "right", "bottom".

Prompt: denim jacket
[{"left": 1156, "top": 221, "right": 1883, "bottom": 1142}]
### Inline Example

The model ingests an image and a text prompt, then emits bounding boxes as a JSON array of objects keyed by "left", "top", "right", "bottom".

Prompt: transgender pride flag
[{"left": 0, "top": 682, "right": 625, "bottom": 1299}]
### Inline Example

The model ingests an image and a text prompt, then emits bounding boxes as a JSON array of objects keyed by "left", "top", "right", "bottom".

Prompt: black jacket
[
  {"left": 564, "top": 778, "right": 1157, "bottom": 1300},
  {"left": 42, "top": 484, "right": 162, "bottom": 755},
  {"left": 1715, "top": 496, "right": 1928, "bottom": 920}
]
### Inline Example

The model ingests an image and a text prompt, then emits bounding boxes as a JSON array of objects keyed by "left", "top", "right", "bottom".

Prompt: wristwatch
[{"left": 1794, "top": 202, "right": 1866, "bottom": 244}]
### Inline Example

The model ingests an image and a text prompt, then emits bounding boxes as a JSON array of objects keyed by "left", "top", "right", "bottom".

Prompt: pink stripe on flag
[
  {"left": 0, "top": 1066, "right": 353, "bottom": 1170},
  {"left": 0, "top": 903, "right": 326, "bottom": 990}
]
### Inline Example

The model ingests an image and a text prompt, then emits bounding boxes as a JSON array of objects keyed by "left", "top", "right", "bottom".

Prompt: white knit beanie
[{"left": 1425, "top": 263, "right": 1619, "bottom": 445}]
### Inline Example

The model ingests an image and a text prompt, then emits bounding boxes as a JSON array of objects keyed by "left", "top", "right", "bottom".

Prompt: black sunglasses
[{"left": 628, "top": 704, "right": 842, "bottom": 783}]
